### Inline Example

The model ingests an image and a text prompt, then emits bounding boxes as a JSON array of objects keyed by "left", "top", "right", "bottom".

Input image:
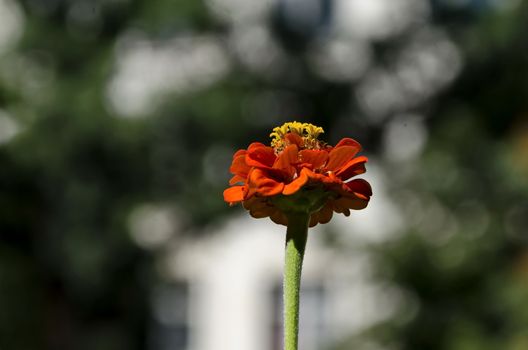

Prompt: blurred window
[{"left": 148, "top": 281, "right": 190, "bottom": 350}]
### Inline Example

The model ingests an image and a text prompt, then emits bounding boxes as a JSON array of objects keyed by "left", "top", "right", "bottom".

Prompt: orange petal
[
  {"left": 303, "top": 168, "right": 341, "bottom": 186},
  {"left": 317, "top": 204, "right": 333, "bottom": 224},
  {"left": 335, "top": 138, "right": 362, "bottom": 151},
  {"left": 246, "top": 146, "right": 276, "bottom": 168},
  {"left": 233, "top": 149, "right": 247, "bottom": 158},
  {"left": 273, "top": 144, "right": 298, "bottom": 176},
  {"left": 335, "top": 156, "right": 368, "bottom": 180},
  {"left": 345, "top": 179, "right": 372, "bottom": 199},
  {"left": 299, "top": 149, "right": 329, "bottom": 169},
  {"left": 270, "top": 210, "right": 288, "bottom": 226},
  {"left": 327, "top": 171, "right": 340, "bottom": 182},
  {"left": 339, "top": 196, "right": 369, "bottom": 210},
  {"left": 229, "top": 174, "right": 247, "bottom": 185},
  {"left": 230, "top": 153, "right": 251, "bottom": 176},
  {"left": 326, "top": 146, "right": 361, "bottom": 172},
  {"left": 249, "top": 206, "right": 275, "bottom": 219},
  {"left": 243, "top": 197, "right": 274, "bottom": 220},
  {"left": 223, "top": 186, "right": 247, "bottom": 203},
  {"left": 309, "top": 212, "right": 319, "bottom": 227},
  {"left": 283, "top": 169, "right": 309, "bottom": 195},
  {"left": 248, "top": 142, "right": 267, "bottom": 151},
  {"left": 309, "top": 204, "right": 333, "bottom": 227},
  {"left": 284, "top": 133, "right": 303, "bottom": 147},
  {"left": 243, "top": 196, "right": 264, "bottom": 210},
  {"left": 331, "top": 198, "right": 351, "bottom": 216},
  {"left": 248, "top": 168, "right": 284, "bottom": 197}
]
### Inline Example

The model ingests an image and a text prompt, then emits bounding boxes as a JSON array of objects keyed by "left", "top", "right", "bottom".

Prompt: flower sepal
[{"left": 271, "top": 186, "right": 332, "bottom": 215}]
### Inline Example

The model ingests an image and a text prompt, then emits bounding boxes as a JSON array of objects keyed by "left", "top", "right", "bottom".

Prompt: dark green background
[{"left": 1, "top": 0, "right": 527, "bottom": 349}]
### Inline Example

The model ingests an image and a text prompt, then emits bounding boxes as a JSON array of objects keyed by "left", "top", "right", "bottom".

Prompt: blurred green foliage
[{"left": 0, "top": 0, "right": 527, "bottom": 349}]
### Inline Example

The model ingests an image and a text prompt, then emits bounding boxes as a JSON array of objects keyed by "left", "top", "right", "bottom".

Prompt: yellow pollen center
[{"left": 270, "top": 121, "right": 325, "bottom": 151}]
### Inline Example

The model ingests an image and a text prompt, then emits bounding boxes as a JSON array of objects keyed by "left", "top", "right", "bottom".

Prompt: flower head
[{"left": 223, "top": 122, "right": 372, "bottom": 227}]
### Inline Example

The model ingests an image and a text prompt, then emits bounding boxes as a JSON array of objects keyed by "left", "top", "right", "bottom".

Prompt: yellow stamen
[{"left": 270, "top": 121, "right": 325, "bottom": 151}]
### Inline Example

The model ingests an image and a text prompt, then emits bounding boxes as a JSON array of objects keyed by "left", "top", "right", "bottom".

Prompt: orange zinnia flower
[{"left": 223, "top": 122, "right": 372, "bottom": 227}]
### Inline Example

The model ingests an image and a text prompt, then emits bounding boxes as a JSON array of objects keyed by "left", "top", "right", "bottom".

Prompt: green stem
[{"left": 283, "top": 212, "right": 310, "bottom": 350}]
